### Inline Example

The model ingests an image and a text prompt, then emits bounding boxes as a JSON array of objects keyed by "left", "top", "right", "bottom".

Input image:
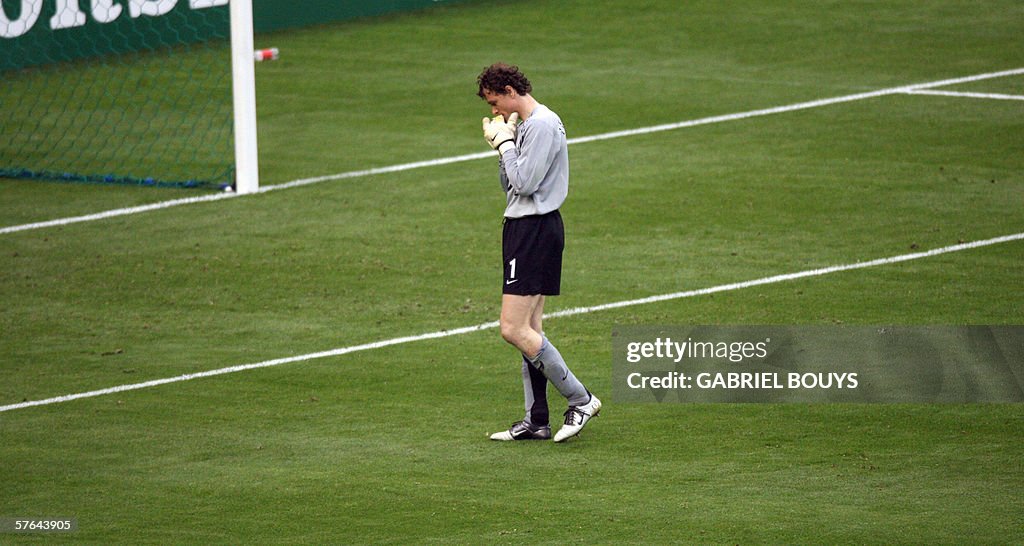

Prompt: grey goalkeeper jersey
[{"left": 498, "top": 104, "right": 569, "bottom": 218}]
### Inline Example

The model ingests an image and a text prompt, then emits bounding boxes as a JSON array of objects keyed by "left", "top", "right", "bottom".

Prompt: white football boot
[{"left": 553, "top": 394, "right": 601, "bottom": 443}]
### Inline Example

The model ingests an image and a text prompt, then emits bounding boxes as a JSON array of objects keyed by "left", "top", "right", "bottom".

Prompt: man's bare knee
[
  {"left": 500, "top": 294, "right": 544, "bottom": 355},
  {"left": 500, "top": 320, "right": 528, "bottom": 348}
]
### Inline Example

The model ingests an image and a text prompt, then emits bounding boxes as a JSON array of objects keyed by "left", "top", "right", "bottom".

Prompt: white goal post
[{"left": 229, "top": 0, "right": 259, "bottom": 194}]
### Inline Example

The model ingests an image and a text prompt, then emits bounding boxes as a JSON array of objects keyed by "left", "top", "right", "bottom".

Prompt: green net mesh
[{"left": 1, "top": 1, "right": 233, "bottom": 190}]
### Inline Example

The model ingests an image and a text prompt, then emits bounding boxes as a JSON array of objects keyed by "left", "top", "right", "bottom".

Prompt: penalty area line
[
  {"left": 3, "top": 67, "right": 1022, "bottom": 236},
  {"left": 899, "top": 89, "right": 1024, "bottom": 101},
  {"left": 2, "top": 231, "right": 1022, "bottom": 414}
]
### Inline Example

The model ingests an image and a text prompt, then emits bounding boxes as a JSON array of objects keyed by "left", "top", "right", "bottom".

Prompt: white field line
[
  {"left": 3, "top": 67, "right": 1022, "bottom": 236},
  {"left": 2, "top": 231, "right": 1022, "bottom": 413},
  {"left": 258, "top": 151, "right": 495, "bottom": 193},
  {"left": 0, "top": 192, "right": 238, "bottom": 235},
  {"left": 900, "top": 89, "right": 1024, "bottom": 101}
]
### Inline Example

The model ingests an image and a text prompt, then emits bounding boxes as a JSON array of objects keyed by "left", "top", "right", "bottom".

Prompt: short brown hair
[{"left": 477, "top": 63, "right": 532, "bottom": 98}]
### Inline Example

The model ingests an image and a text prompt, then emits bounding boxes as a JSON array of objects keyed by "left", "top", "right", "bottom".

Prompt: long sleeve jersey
[{"left": 498, "top": 104, "right": 569, "bottom": 218}]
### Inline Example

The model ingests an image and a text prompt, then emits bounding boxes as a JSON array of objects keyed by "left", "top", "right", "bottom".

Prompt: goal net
[{"left": 0, "top": 0, "right": 240, "bottom": 190}]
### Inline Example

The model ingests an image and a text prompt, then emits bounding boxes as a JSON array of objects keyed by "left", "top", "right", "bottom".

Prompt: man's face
[{"left": 482, "top": 87, "right": 517, "bottom": 120}]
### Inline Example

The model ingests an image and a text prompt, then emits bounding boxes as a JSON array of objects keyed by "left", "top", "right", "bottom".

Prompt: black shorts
[{"left": 502, "top": 210, "right": 564, "bottom": 296}]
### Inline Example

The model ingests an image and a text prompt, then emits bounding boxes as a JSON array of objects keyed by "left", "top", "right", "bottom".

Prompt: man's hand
[{"left": 482, "top": 112, "right": 518, "bottom": 154}]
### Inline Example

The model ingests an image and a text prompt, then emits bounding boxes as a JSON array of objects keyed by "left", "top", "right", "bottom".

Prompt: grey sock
[
  {"left": 521, "top": 355, "right": 549, "bottom": 427},
  {"left": 527, "top": 336, "right": 589, "bottom": 406}
]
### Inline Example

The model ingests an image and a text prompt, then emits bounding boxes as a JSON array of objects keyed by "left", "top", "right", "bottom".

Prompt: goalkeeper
[{"left": 477, "top": 63, "right": 601, "bottom": 443}]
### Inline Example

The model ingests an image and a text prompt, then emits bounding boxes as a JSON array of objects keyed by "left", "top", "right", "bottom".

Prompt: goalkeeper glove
[{"left": 482, "top": 112, "right": 518, "bottom": 154}]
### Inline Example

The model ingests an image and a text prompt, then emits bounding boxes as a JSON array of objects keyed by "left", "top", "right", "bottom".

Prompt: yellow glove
[{"left": 481, "top": 112, "right": 519, "bottom": 154}]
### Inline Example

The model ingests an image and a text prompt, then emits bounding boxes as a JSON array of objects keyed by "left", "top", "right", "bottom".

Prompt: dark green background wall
[
  {"left": 252, "top": 0, "right": 471, "bottom": 33},
  {"left": 1, "top": 0, "right": 472, "bottom": 70}
]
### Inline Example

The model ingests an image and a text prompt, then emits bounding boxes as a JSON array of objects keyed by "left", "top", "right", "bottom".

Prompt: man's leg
[
  {"left": 490, "top": 294, "right": 551, "bottom": 441},
  {"left": 521, "top": 356, "right": 548, "bottom": 426},
  {"left": 500, "top": 294, "right": 589, "bottom": 406},
  {"left": 498, "top": 293, "right": 600, "bottom": 442},
  {"left": 521, "top": 297, "right": 548, "bottom": 427}
]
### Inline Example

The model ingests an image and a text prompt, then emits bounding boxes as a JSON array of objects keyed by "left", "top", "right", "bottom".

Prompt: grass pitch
[{"left": 1, "top": 0, "right": 1023, "bottom": 543}]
